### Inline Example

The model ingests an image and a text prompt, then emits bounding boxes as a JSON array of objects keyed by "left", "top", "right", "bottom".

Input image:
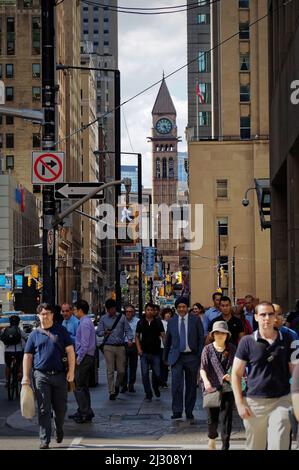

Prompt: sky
[{"left": 118, "top": 1, "right": 188, "bottom": 188}]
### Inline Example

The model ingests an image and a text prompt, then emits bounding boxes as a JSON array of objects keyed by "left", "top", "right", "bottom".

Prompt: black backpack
[{"left": 1, "top": 325, "right": 22, "bottom": 346}]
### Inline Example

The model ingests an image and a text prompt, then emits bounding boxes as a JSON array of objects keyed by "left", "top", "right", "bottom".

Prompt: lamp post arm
[
  {"left": 52, "top": 179, "right": 131, "bottom": 227},
  {"left": 244, "top": 186, "right": 256, "bottom": 199}
]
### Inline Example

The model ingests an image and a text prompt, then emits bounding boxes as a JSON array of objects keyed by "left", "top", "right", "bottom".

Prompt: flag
[{"left": 196, "top": 83, "right": 205, "bottom": 104}]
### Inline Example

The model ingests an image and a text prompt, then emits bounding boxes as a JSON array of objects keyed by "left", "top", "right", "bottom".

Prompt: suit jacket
[{"left": 163, "top": 314, "right": 204, "bottom": 366}]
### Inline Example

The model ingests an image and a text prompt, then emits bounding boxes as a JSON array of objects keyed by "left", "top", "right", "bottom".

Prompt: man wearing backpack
[{"left": 1, "top": 315, "right": 26, "bottom": 387}]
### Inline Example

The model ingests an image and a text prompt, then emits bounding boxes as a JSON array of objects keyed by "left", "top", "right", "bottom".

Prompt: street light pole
[
  {"left": 232, "top": 246, "right": 237, "bottom": 306},
  {"left": 42, "top": 0, "right": 56, "bottom": 305},
  {"left": 56, "top": 64, "right": 121, "bottom": 310}
]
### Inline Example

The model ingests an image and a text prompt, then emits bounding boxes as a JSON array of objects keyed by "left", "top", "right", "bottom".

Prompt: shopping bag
[{"left": 20, "top": 384, "right": 35, "bottom": 419}]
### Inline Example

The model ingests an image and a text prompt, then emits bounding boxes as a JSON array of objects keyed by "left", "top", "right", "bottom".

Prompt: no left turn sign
[{"left": 32, "top": 151, "right": 65, "bottom": 184}]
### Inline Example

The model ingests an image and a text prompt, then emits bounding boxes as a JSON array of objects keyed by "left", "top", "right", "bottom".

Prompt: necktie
[{"left": 179, "top": 317, "right": 186, "bottom": 352}]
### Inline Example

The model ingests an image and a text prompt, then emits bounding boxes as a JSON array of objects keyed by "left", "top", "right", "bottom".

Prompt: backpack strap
[{"left": 102, "top": 313, "right": 123, "bottom": 347}]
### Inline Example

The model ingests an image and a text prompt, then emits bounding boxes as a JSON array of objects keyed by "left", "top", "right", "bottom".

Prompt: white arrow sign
[{"left": 54, "top": 182, "right": 104, "bottom": 199}]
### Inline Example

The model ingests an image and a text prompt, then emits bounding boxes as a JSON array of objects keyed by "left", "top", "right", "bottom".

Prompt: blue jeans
[{"left": 140, "top": 353, "right": 160, "bottom": 398}]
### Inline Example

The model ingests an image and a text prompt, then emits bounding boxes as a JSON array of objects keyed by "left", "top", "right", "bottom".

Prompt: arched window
[
  {"left": 169, "top": 158, "right": 174, "bottom": 178},
  {"left": 162, "top": 158, "right": 167, "bottom": 178},
  {"left": 156, "top": 158, "right": 161, "bottom": 178}
]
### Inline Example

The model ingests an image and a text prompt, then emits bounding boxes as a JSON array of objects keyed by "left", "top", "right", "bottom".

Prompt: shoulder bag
[{"left": 99, "top": 313, "right": 123, "bottom": 353}]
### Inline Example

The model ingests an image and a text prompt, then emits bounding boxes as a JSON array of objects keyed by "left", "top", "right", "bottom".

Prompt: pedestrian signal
[
  {"left": 31, "top": 264, "right": 38, "bottom": 279},
  {"left": 28, "top": 276, "right": 32, "bottom": 287}
]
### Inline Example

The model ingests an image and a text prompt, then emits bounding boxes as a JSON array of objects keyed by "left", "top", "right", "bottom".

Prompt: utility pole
[
  {"left": 137, "top": 153, "right": 143, "bottom": 317},
  {"left": 41, "top": 0, "right": 56, "bottom": 305},
  {"left": 232, "top": 246, "right": 236, "bottom": 306},
  {"left": 218, "top": 221, "right": 221, "bottom": 289},
  {"left": 114, "top": 70, "right": 121, "bottom": 312}
]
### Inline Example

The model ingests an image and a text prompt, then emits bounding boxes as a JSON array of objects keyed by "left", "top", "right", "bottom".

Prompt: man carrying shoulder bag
[{"left": 96, "top": 299, "right": 133, "bottom": 400}]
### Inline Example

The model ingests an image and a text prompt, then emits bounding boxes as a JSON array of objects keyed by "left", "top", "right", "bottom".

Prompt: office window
[
  {"left": 93, "top": 29, "right": 99, "bottom": 34},
  {"left": 32, "top": 86, "right": 41, "bottom": 101},
  {"left": 104, "top": 29, "right": 109, "bottom": 34},
  {"left": 197, "top": 14, "right": 210, "bottom": 24},
  {"left": 83, "top": 6, "right": 88, "bottom": 10},
  {"left": 169, "top": 158, "right": 174, "bottom": 178},
  {"left": 94, "top": 6, "right": 99, "bottom": 10},
  {"left": 199, "top": 111, "right": 211, "bottom": 126},
  {"left": 5, "top": 86, "right": 13, "bottom": 101},
  {"left": 32, "top": 17, "right": 41, "bottom": 54},
  {"left": 239, "top": 22, "right": 250, "bottom": 40},
  {"left": 6, "top": 115, "right": 13, "bottom": 125},
  {"left": 0, "top": 64, "right": 2, "bottom": 79},
  {"left": 240, "top": 84, "right": 250, "bottom": 102},
  {"left": 32, "top": 63, "right": 40, "bottom": 78},
  {"left": 6, "top": 63, "right": 13, "bottom": 78},
  {"left": 0, "top": 115, "right": 2, "bottom": 125},
  {"left": 240, "top": 53, "right": 250, "bottom": 71},
  {"left": 83, "top": 29, "right": 88, "bottom": 34},
  {"left": 94, "top": 17, "right": 99, "bottom": 22},
  {"left": 104, "top": 17, "right": 109, "bottom": 22},
  {"left": 7, "top": 17, "right": 15, "bottom": 55},
  {"left": 156, "top": 158, "right": 161, "bottom": 178},
  {"left": 104, "top": 41, "right": 109, "bottom": 46},
  {"left": 217, "top": 217, "right": 228, "bottom": 236},
  {"left": 216, "top": 180, "right": 228, "bottom": 198},
  {"left": 239, "top": 0, "right": 249, "bottom": 7},
  {"left": 240, "top": 116, "right": 251, "bottom": 139},
  {"left": 198, "top": 83, "right": 211, "bottom": 104},
  {"left": 32, "top": 133, "right": 41, "bottom": 148},
  {"left": 94, "top": 41, "right": 99, "bottom": 47},
  {"left": 198, "top": 50, "right": 210, "bottom": 72},
  {"left": 6, "top": 133, "right": 14, "bottom": 148},
  {"left": 6, "top": 154, "right": 14, "bottom": 170}
]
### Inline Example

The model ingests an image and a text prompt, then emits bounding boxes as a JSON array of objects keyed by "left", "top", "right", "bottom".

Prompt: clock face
[{"left": 155, "top": 118, "right": 172, "bottom": 134}]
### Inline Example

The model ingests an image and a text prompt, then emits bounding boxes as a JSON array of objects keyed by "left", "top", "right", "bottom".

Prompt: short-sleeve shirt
[
  {"left": 209, "top": 315, "right": 244, "bottom": 346},
  {"left": 235, "top": 330, "right": 293, "bottom": 398},
  {"left": 24, "top": 324, "right": 72, "bottom": 372},
  {"left": 136, "top": 317, "right": 164, "bottom": 354}
]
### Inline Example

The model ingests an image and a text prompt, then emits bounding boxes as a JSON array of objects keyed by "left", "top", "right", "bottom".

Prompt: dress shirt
[
  {"left": 178, "top": 313, "right": 191, "bottom": 352},
  {"left": 75, "top": 315, "right": 96, "bottom": 365},
  {"left": 62, "top": 315, "right": 80, "bottom": 345},
  {"left": 203, "top": 307, "right": 220, "bottom": 335},
  {"left": 125, "top": 316, "right": 139, "bottom": 343}
]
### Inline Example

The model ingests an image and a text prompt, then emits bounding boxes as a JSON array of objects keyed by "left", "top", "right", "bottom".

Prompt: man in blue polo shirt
[
  {"left": 232, "top": 301, "right": 294, "bottom": 450},
  {"left": 22, "top": 303, "right": 75, "bottom": 450}
]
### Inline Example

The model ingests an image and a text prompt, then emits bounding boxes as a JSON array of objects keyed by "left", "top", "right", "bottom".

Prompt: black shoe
[
  {"left": 68, "top": 412, "right": 80, "bottom": 420},
  {"left": 171, "top": 413, "right": 182, "bottom": 420},
  {"left": 74, "top": 416, "right": 92, "bottom": 424},
  {"left": 114, "top": 386, "right": 120, "bottom": 397},
  {"left": 153, "top": 388, "right": 160, "bottom": 398},
  {"left": 128, "top": 384, "right": 136, "bottom": 393},
  {"left": 109, "top": 393, "right": 116, "bottom": 400},
  {"left": 39, "top": 443, "right": 49, "bottom": 449},
  {"left": 145, "top": 395, "right": 152, "bottom": 402},
  {"left": 120, "top": 386, "right": 128, "bottom": 393},
  {"left": 55, "top": 430, "right": 64, "bottom": 443},
  {"left": 186, "top": 414, "right": 194, "bottom": 420}
]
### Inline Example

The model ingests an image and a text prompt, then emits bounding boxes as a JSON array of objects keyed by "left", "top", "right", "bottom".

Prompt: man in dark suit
[{"left": 164, "top": 297, "right": 204, "bottom": 421}]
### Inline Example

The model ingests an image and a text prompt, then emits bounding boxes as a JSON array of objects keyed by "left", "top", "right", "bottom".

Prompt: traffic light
[
  {"left": 28, "top": 275, "right": 32, "bottom": 287},
  {"left": 220, "top": 266, "right": 225, "bottom": 280},
  {"left": 177, "top": 271, "right": 182, "bottom": 284},
  {"left": 31, "top": 264, "right": 39, "bottom": 279},
  {"left": 37, "top": 281, "right": 42, "bottom": 290}
]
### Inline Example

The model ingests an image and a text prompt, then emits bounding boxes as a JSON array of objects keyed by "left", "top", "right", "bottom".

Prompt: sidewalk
[{"left": 6, "top": 355, "right": 246, "bottom": 449}]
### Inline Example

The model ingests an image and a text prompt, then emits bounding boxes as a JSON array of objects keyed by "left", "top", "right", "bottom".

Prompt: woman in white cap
[{"left": 200, "top": 320, "right": 236, "bottom": 450}]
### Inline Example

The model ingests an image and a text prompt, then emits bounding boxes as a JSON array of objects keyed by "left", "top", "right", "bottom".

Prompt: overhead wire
[{"left": 55, "top": 0, "right": 291, "bottom": 148}]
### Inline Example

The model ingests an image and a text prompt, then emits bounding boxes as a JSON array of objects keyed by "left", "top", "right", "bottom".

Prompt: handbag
[
  {"left": 202, "top": 390, "right": 222, "bottom": 408},
  {"left": 99, "top": 313, "right": 123, "bottom": 353},
  {"left": 20, "top": 384, "right": 35, "bottom": 419}
]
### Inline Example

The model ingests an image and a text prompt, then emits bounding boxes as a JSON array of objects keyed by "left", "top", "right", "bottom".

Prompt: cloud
[{"left": 119, "top": 1, "right": 188, "bottom": 188}]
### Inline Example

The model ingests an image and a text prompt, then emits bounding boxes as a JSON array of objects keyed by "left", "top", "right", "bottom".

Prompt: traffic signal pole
[{"left": 41, "top": 0, "right": 56, "bottom": 304}]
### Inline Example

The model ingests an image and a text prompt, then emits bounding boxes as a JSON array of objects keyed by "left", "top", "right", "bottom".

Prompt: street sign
[
  {"left": 47, "top": 229, "right": 54, "bottom": 256},
  {"left": 120, "top": 271, "right": 127, "bottom": 288},
  {"left": 32, "top": 151, "right": 65, "bottom": 184},
  {"left": 54, "top": 182, "right": 105, "bottom": 199}
]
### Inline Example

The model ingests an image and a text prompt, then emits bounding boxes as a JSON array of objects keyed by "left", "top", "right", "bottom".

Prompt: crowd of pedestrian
[{"left": 1, "top": 291, "right": 299, "bottom": 451}]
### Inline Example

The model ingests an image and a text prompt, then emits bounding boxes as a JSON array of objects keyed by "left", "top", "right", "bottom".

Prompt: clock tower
[{"left": 150, "top": 77, "right": 180, "bottom": 273}]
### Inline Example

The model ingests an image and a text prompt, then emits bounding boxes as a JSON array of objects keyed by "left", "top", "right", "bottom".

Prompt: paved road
[{"left": 0, "top": 356, "right": 249, "bottom": 451}]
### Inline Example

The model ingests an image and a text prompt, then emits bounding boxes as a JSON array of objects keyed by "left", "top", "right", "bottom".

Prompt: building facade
[
  {"left": 268, "top": 0, "right": 299, "bottom": 310},
  {"left": 188, "top": 0, "right": 271, "bottom": 306}
]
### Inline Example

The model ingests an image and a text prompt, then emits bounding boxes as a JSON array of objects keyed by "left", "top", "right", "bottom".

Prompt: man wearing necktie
[{"left": 164, "top": 297, "right": 204, "bottom": 421}]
